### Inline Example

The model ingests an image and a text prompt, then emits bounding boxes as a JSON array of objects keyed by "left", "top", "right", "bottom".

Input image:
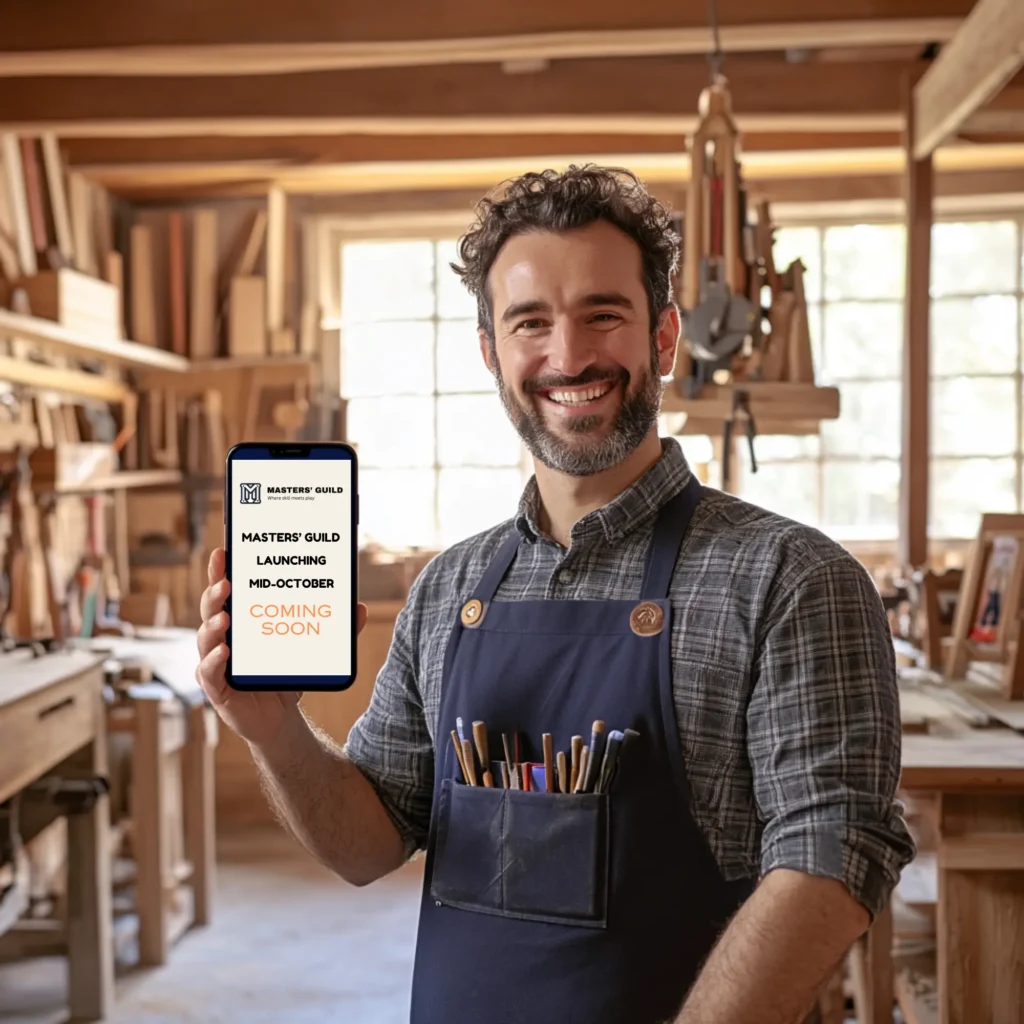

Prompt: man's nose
[{"left": 545, "top": 318, "right": 597, "bottom": 377}]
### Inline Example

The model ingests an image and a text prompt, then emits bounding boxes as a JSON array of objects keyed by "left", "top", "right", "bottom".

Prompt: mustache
[{"left": 522, "top": 366, "right": 628, "bottom": 394}]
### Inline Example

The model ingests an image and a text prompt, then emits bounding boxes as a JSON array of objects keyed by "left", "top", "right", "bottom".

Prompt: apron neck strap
[
  {"left": 472, "top": 531, "right": 522, "bottom": 603},
  {"left": 472, "top": 475, "right": 704, "bottom": 605},
  {"left": 639, "top": 476, "right": 704, "bottom": 600}
]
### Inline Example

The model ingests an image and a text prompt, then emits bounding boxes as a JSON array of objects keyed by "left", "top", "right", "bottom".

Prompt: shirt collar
[{"left": 514, "top": 437, "right": 693, "bottom": 547}]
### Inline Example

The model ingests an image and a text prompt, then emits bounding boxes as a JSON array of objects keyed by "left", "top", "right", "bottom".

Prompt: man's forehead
[{"left": 488, "top": 224, "right": 644, "bottom": 300}]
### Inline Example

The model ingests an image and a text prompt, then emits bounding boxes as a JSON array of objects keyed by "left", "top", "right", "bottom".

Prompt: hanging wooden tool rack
[{"left": 662, "top": 73, "right": 840, "bottom": 492}]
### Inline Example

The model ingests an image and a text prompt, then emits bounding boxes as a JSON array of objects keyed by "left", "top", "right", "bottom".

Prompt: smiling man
[{"left": 195, "top": 165, "right": 914, "bottom": 1024}]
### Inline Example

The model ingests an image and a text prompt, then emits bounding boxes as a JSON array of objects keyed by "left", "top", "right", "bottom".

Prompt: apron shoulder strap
[
  {"left": 472, "top": 529, "right": 521, "bottom": 603},
  {"left": 640, "top": 476, "right": 704, "bottom": 601}
]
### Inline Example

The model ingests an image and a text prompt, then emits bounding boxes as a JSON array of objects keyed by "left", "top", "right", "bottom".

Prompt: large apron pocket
[{"left": 430, "top": 777, "right": 609, "bottom": 928}]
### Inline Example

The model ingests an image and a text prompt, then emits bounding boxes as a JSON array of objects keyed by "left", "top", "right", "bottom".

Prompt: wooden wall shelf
[
  {"left": 0, "top": 310, "right": 189, "bottom": 372},
  {"left": 661, "top": 381, "right": 840, "bottom": 436},
  {"left": 52, "top": 469, "right": 183, "bottom": 496}
]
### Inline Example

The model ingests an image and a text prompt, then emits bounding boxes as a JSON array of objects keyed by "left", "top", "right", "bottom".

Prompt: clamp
[{"left": 721, "top": 389, "right": 757, "bottom": 492}]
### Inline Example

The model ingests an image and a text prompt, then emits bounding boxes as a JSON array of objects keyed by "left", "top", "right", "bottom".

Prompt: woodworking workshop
[{"left": 1, "top": 1, "right": 1024, "bottom": 1023}]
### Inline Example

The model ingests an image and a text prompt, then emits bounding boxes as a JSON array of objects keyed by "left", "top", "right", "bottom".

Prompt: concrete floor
[{"left": 0, "top": 828, "right": 424, "bottom": 1024}]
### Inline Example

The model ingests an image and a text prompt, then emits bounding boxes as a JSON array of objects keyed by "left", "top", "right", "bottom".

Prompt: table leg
[
  {"left": 66, "top": 692, "right": 114, "bottom": 1021},
  {"left": 938, "top": 793, "right": 1024, "bottom": 1024},
  {"left": 183, "top": 704, "right": 216, "bottom": 926},
  {"left": 133, "top": 698, "right": 168, "bottom": 966}
]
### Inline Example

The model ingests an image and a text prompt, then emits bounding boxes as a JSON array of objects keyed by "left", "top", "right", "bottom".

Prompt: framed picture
[
  {"left": 946, "top": 514, "right": 1024, "bottom": 699},
  {"left": 969, "top": 536, "right": 1018, "bottom": 644}
]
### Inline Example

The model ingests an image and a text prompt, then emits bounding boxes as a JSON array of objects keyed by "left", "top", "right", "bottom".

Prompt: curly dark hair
[{"left": 451, "top": 164, "right": 680, "bottom": 342}]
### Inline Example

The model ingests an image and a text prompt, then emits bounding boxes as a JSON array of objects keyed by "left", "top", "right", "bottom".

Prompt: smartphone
[{"left": 224, "top": 442, "right": 358, "bottom": 690}]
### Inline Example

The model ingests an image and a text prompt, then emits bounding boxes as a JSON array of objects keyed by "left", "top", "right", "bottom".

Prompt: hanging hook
[{"left": 706, "top": 0, "right": 725, "bottom": 80}]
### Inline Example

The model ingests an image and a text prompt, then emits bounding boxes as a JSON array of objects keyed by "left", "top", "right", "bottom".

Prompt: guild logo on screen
[{"left": 240, "top": 483, "right": 261, "bottom": 504}]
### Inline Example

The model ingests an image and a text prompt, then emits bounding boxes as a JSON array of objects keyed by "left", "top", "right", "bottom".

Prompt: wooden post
[
  {"left": 66, "top": 680, "right": 114, "bottom": 1020},
  {"left": 183, "top": 704, "right": 217, "bottom": 926},
  {"left": 133, "top": 698, "right": 168, "bottom": 966},
  {"left": 900, "top": 70, "right": 933, "bottom": 571}
]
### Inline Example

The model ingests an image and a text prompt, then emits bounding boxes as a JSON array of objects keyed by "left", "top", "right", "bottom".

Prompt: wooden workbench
[
  {"left": 898, "top": 727, "right": 1024, "bottom": 1024},
  {"left": 0, "top": 648, "right": 113, "bottom": 1021}
]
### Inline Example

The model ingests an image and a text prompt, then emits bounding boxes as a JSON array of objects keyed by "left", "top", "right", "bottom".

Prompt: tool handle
[{"left": 461, "top": 738, "right": 478, "bottom": 786}]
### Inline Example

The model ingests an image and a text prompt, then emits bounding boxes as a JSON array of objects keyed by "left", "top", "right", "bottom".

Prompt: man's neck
[{"left": 533, "top": 432, "right": 664, "bottom": 548}]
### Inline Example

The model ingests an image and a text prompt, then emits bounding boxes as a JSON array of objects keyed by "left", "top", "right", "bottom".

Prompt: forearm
[
  {"left": 250, "top": 708, "right": 407, "bottom": 886},
  {"left": 675, "top": 869, "right": 869, "bottom": 1024}
]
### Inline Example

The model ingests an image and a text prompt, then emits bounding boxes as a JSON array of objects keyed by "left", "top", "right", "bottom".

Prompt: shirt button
[{"left": 558, "top": 569, "right": 572, "bottom": 583}]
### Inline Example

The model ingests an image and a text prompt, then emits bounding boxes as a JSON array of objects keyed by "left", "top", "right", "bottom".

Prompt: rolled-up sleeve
[
  {"left": 748, "top": 554, "right": 916, "bottom": 918},
  {"left": 343, "top": 572, "right": 434, "bottom": 859}
]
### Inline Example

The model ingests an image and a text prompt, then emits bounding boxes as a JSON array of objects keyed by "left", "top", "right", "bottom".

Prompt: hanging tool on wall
[
  {"left": 678, "top": 0, "right": 760, "bottom": 404},
  {"left": 720, "top": 389, "right": 757, "bottom": 494}
]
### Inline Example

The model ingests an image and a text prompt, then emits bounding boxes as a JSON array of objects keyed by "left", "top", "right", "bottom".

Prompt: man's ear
[
  {"left": 655, "top": 305, "right": 680, "bottom": 378},
  {"left": 479, "top": 328, "right": 497, "bottom": 376}
]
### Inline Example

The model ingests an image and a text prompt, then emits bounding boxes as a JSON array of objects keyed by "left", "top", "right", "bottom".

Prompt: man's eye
[
  {"left": 591, "top": 313, "right": 620, "bottom": 322},
  {"left": 517, "top": 319, "right": 545, "bottom": 330}
]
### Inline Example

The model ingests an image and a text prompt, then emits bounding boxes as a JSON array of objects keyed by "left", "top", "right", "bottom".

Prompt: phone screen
[{"left": 226, "top": 446, "right": 356, "bottom": 687}]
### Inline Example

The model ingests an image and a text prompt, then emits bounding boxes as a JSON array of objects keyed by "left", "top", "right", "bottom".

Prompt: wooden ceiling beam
[
  {"left": 60, "top": 131, "right": 904, "bottom": 168},
  {"left": 0, "top": 58, "right": 912, "bottom": 137},
  {"left": 961, "top": 84, "right": 1024, "bottom": 134},
  {"left": 0, "top": 1, "right": 972, "bottom": 54},
  {"left": 0, "top": 19, "right": 962, "bottom": 77},
  {"left": 82, "top": 142, "right": 1024, "bottom": 200},
  {"left": 913, "top": 0, "right": 1024, "bottom": 158}
]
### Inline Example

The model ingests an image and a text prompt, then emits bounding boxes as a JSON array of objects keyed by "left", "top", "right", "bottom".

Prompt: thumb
[{"left": 356, "top": 602, "right": 368, "bottom": 635}]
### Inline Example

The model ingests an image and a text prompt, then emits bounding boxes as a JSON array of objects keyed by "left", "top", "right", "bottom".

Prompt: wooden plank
[
  {"left": 937, "top": 793, "right": 1024, "bottom": 1024},
  {"left": 951, "top": 674, "right": 1024, "bottom": 730},
  {"left": 168, "top": 210, "right": 187, "bottom": 357},
  {"left": 0, "top": 308, "right": 187, "bottom": 370},
  {"left": 91, "top": 182, "right": 113, "bottom": 268},
  {"left": 65, "top": 680, "right": 114, "bottom": 1020},
  {"left": 130, "top": 223, "right": 158, "bottom": 347},
  {"left": 59, "top": 129, "right": 909, "bottom": 168},
  {"left": 40, "top": 133, "right": 74, "bottom": 264},
  {"left": 913, "top": 0, "right": 1024, "bottom": 158},
  {"left": 939, "top": 833, "right": 1024, "bottom": 870},
  {"left": 67, "top": 170, "right": 97, "bottom": 276},
  {"left": 236, "top": 208, "right": 267, "bottom": 278},
  {"left": 900, "top": 729, "right": 1024, "bottom": 790},
  {"left": 0, "top": 59, "right": 916, "bottom": 137},
  {"left": 132, "top": 697, "right": 169, "bottom": 965},
  {"left": 0, "top": 160, "right": 21, "bottom": 280},
  {"left": 1, "top": 133, "right": 38, "bottom": 275},
  {"left": 189, "top": 208, "right": 218, "bottom": 359},
  {"left": 265, "top": 187, "right": 285, "bottom": 333},
  {"left": 0, "top": 22, "right": 967, "bottom": 79},
  {"left": 0, "top": 352, "right": 129, "bottom": 403},
  {"left": 182, "top": 704, "right": 216, "bottom": 926},
  {"left": 105, "top": 249, "right": 124, "bottom": 337},
  {"left": 229, "top": 275, "right": 267, "bottom": 357},
  {"left": 19, "top": 137, "right": 48, "bottom": 258},
  {"left": 900, "top": 68, "right": 932, "bottom": 571}
]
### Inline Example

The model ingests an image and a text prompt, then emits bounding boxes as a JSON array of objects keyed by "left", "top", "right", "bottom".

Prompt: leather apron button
[
  {"left": 629, "top": 601, "right": 664, "bottom": 636},
  {"left": 460, "top": 599, "right": 485, "bottom": 627}
]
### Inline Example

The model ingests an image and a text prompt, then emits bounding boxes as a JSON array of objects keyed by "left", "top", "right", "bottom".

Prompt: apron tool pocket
[{"left": 431, "top": 780, "right": 609, "bottom": 928}]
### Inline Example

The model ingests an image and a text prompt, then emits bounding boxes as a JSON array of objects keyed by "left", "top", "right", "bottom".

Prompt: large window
[
  {"left": 738, "top": 218, "right": 1024, "bottom": 541},
  {"left": 341, "top": 219, "right": 1024, "bottom": 552},
  {"left": 340, "top": 239, "right": 529, "bottom": 551}
]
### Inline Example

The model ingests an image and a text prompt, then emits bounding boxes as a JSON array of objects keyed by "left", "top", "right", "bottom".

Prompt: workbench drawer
[{"left": 0, "top": 672, "right": 99, "bottom": 804}]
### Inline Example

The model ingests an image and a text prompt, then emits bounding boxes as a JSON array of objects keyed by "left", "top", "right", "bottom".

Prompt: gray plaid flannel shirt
[{"left": 344, "top": 438, "right": 915, "bottom": 917}]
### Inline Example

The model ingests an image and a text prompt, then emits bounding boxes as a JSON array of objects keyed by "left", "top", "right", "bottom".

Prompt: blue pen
[{"left": 456, "top": 717, "right": 466, "bottom": 744}]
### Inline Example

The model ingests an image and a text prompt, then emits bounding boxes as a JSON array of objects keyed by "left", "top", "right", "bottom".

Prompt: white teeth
[{"left": 548, "top": 383, "right": 612, "bottom": 405}]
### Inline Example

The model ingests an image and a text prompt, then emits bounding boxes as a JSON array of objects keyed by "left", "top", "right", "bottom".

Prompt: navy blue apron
[{"left": 410, "top": 477, "right": 754, "bottom": 1024}]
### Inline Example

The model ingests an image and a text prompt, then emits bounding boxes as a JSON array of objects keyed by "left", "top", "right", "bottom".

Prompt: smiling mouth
[{"left": 539, "top": 381, "right": 617, "bottom": 407}]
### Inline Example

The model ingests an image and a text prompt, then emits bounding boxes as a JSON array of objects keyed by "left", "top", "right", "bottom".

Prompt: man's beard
[{"left": 494, "top": 343, "right": 664, "bottom": 477}]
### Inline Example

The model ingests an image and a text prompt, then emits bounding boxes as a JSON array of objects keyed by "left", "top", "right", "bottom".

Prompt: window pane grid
[
  {"left": 739, "top": 218, "right": 1024, "bottom": 541},
  {"left": 341, "top": 239, "right": 527, "bottom": 549}
]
